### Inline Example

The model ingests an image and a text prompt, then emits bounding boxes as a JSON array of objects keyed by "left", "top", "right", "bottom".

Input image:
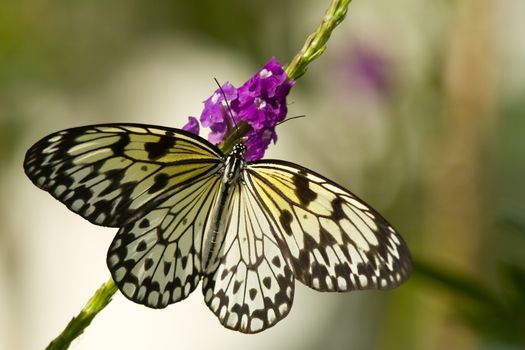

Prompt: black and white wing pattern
[
  {"left": 107, "top": 171, "right": 221, "bottom": 308},
  {"left": 244, "top": 160, "right": 412, "bottom": 293},
  {"left": 202, "top": 183, "right": 294, "bottom": 333},
  {"left": 24, "top": 123, "right": 412, "bottom": 333},
  {"left": 24, "top": 124, "right": 224, "bottom": 307},
  {"left": 24, "top": 124, "right": 223, "bottom": 227}
]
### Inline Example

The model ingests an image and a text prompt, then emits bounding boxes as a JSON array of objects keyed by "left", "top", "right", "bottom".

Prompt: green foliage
[{"left": 415, "top": 214, "right": 525, "bottom": 348}]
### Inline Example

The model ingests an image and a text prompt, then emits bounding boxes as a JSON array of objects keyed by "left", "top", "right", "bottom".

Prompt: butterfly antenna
[
  {"left": 275, "top": 115, "right": 306, "bottom": 126},
  {"left": 214, "top": 78, "right": 238, "bottom": 131}
]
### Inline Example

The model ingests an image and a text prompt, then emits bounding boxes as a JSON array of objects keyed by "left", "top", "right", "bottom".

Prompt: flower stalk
[
  {"left": 219, "top": 121, "right": 252, "bottom": 154},
  {"left": 285, "top": 0, "right": 353, "bottom": 81},
  {"left": 46, "top": 278, "right": 118, "bottom": 350},
  {"left": 46, "top": 0, "right": 354, "bottom": 348}
]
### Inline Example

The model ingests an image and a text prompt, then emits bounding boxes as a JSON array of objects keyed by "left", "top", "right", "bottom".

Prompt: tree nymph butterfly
[{"left": 24, "top": 123, "right": 412, "bottom": 333}]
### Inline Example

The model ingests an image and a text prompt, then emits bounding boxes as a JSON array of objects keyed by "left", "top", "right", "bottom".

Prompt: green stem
[
  {"left": 413, "top": 258, "right": 499, "bottom": 306},
  {"left": 219, "top": 121, "right": 252, "bottom": 154},
  {"left": 285, "top": 0, "right": 354, "bottom": 81},
  {"left": 46, "top": 1, "right": 356, "bottom": 348},
  {"left": 46, "top": 278, "right": 118, "bottom": 350}
]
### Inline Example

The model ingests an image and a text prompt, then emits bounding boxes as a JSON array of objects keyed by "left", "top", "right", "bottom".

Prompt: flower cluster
[{"left": 182, "top": 57, "right": 294, "bottom": 161}]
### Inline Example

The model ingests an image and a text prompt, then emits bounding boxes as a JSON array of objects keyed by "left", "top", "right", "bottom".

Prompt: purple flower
[
  {"left": 183, "top": 57, "right": 294, "bottom": 161},
  {"left": 181, "top": 116, "right": 200, "bottom": 135},
  {"left": 199, "top": 82, "right": 238, "bottom": 144}
]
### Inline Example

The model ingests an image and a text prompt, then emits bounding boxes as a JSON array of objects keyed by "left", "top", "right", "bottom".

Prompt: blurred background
[{"left": 1, "top": 0, "right": 525, "bottom": 349}]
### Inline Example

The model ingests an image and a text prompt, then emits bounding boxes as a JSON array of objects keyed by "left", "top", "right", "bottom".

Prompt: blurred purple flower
[
  {"left": 182, "top": 57, "right": 294, "bottom": 160},
  {"left": 340, "top": 42, "right": 392, "bottom": 97}
]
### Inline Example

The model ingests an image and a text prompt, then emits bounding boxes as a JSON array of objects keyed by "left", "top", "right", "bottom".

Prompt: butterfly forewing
[
  {"left": 245, "top": 160, "right": 412, "bottom": 292},
  {"left": 23, "top": 124, "right": 223, "bottom": 227}
]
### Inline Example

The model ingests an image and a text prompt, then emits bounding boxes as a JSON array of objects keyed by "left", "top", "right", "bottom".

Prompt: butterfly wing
[
  {"left": 244, "top": 160, "right": 412, "bottom": 292},
  {"left": 107, "top": 170, "right": 221, "bottom": 308},
  {"left": 24, "top": 124, "right": 223, "bottom": 227},
  {"left": 202, "top": 183, "right": 294, "bottom": 333},
  {"left": 24, "top": 124, "right": 227, "bottom": 308}
]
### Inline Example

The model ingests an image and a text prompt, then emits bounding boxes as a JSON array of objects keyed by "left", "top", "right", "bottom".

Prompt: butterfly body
[
  {"left": 202, "top": 142, "right": 247, "bottom": 271},
  {"left": 24, "top": 123, "right": 411, "bottom": 333}
]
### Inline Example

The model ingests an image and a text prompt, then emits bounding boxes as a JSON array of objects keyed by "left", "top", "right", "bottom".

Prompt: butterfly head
[
  {"left": 231, "top": 142, "right": 247, "bottom": 156},
  {"left": 222, "top": 142, "right": 246, "bottom": 184}
]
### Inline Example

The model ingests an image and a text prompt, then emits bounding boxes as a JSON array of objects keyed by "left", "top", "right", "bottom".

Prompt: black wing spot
[
  {"left": 93, "top": 199, "right": 112, "bottom": 217},
  {"left": 319, "top": 226, "right": 337, "bottom": 246},
  {"left": 137, "top": 240, "right": 147, "bottom": 252},
  {"left": 149, "top": 173, "right": 169, "bottom": 193},
  {"left": 331, "top": 197, "right": 345, "bottom": 221},
  {"left": 163, "top": 261, "right": 171, "bottom": 275},
  {"left": 145, "top": 135, "right": 175, "bottom": 160},
  {"left": 262, "top": 277, "right": 272, "bottom": 289},
  {"left": 271, "top": 256, "right": 281, "bottom": 268},
  {"left": 233, "top": 280, "right": 242, "bottom": 294},
  {"left": 73, "top": 186, "right": 93, "bottom": 202},
  {"left": 181, "top": 256, "right": 188, "bottom": 269},
  {"left": 293, "top": 173, "right": 317, "bottom": 206},
  {"left": 139, "top": 218, "right": 150, "bottom": 228},
  {"left": 144, "top": 258, "right": 154, "bottom": 270},
  {"left": 111, "top": 133, "right": 130, "bottom": 155},
  {"left": 279, "top": 210, "right": 293, "bottom": 236},
  {"left": 249, "top": 288, "right": 258, "bottom": 300}
]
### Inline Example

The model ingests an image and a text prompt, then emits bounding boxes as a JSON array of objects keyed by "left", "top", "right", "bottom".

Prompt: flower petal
[{"left": 181, "top": 116, "right": 200, "bottom": 135}]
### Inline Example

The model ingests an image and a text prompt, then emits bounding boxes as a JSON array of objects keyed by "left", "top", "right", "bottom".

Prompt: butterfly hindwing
[
  {"left": 23, "top": 124, "right": 223, "bottom": 227},
  {"left": 202, "top": 183, "right": 294, "bottom": 333},
  {"left": 107, "top": 161, "right": 222, "bottom": 308},
  {"left": 245, "top": 160, "right": 412, "bottom": 292}
]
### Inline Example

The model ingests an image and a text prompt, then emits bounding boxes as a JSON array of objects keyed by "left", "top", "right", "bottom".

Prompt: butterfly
[{"left": 24, "top": 123, "right": 412, "bottom": 333}]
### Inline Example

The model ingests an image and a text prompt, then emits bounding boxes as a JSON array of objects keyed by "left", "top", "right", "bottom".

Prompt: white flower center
[
  {"left": 211, "top": 92, "right": 221, "bottom": 104},
  {"left": 255, "top": 97, "right": 266, "bottom": 109},
  {"left": 259, "top": 69, "right": 272, "bottom": 79}
]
